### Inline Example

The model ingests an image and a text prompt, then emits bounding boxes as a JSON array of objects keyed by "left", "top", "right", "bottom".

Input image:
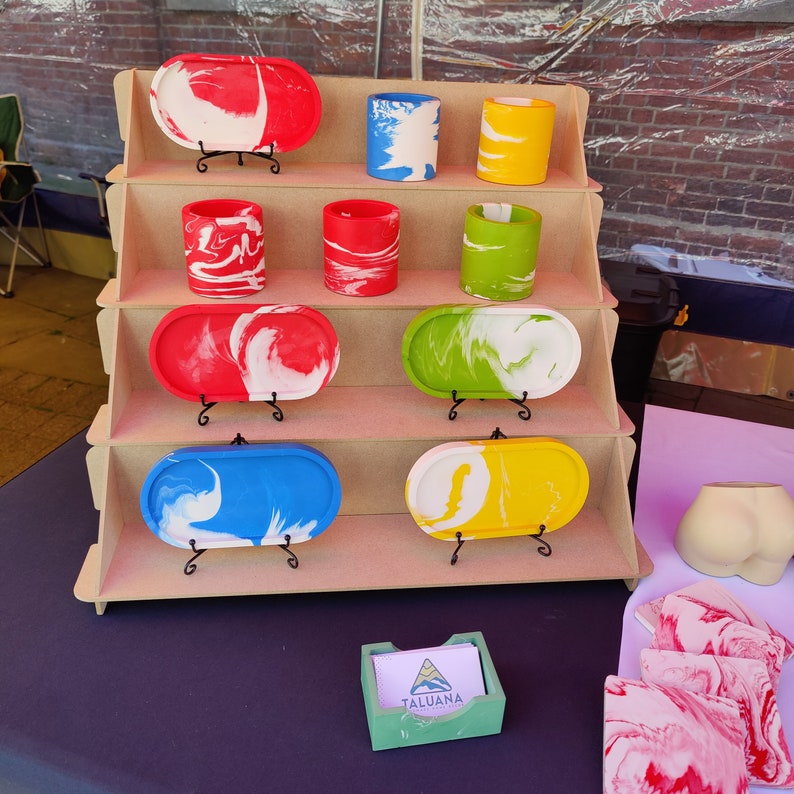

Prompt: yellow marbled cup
[{"left": 476, "top": 97, "right": 556, "bottom": 186}]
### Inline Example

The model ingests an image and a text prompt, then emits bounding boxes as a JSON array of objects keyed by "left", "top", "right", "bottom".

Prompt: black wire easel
[
  {"left": 197, "top": 392, "right": 283, "bottom": 426},
  {"left": 195, "top": 141, "right": 281, "bottom": 174},
  {"left": 448, "top": 390, "right": 531, "bottom": 421}
]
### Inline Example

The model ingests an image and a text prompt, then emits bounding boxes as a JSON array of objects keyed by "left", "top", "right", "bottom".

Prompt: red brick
[
  {"left": 771, "top": 151, "right": 794, "bottom": 171},
  {"left": 697, "top": 24, "right": 757, "bottom": 43},
  {"left": 755, "top": 218, "right": 786, "bottom": 234},
  {"left": 679, "top": 210, "right": 708, "bottom": 225},
  {"left": 763, "top": 186, "right": 793, "bottom": 204}
]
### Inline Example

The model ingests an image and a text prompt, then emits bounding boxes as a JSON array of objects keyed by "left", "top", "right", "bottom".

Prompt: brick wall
[
  {"left": 574, "top": 23, "right": 794, "bottom": 282},
  {"left": 1, "top": 0, "right": 791, "bottom": 281}
]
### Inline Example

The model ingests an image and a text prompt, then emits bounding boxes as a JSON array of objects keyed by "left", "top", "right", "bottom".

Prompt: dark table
[{"left": 0, "top": 431, "right": 633, "bottom": 793}]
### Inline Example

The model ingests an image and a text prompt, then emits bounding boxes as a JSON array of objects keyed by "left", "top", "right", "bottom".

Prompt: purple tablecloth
[{"left": 0, "top": 431, "right": 633, "bottom": 793}]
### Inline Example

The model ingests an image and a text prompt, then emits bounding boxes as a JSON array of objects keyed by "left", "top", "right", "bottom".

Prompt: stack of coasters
[{"left": 604, "top": 580, "right": 794, "bottom": 792}]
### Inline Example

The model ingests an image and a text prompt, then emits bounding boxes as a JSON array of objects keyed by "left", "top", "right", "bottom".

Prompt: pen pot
[
  {"left": 323, "top": 199, "right": 400, "bottom": 296},
  {"left": 476, "top": 97, "right": 556, "bottom": 186},
  {"left": 181, "top": 199, "right": 266, "bottom": 298},
  {"left": 460, "top": 202, "right": 542, "bottom": 301},
  {"left": 367, "top": 92, "right": 440, "bottom": 182}
]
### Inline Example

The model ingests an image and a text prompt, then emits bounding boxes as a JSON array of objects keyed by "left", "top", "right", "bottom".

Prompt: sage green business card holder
[{"left": 360, "top": 631, "right": 506, "bottom": 751}]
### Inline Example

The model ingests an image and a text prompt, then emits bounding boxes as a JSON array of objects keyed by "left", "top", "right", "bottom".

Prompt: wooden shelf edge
[
  {"left": 73, "top": 512, "right": 649, "bottom": 613},
  {"left": 110, "top": 162, "right": 602, "bottom": 192},
  {"left": 74, "top": 544, "right": 104, "bottom": 614},
  {"left": 627, "top": 535, "right": 655, "bottom": 591},
  {"left": 85, "top": 386, "right": 635, "bottom": 447},
  {"left": 97, "top": 271, "right": 618, "bottom": 311}
]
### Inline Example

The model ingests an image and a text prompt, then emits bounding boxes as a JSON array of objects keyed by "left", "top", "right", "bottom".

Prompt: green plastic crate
[{"left": 361, "top": 631, "right": 506, "bottom": 751}]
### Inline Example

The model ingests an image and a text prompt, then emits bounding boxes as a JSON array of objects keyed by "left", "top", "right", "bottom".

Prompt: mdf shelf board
[
  {"left": 85, "top": 445, "right": 107, "bottom": 511},
  {"left": 74, "top": 510, "right": 647, "bottom": 612},
  {"left": 91, "top": 371, "right": 629, "bottom": 456},
  {"left": 326, "top": 304, "right": 618, "bottom": 393},
  {"left": 626, "top": 539, "right": 655, "bottom": 591},
  {"left": 115, "top": 70, "right": 592, "bottom": 186},
  {"left": 92, "top": 446, "right": 126, "bottom": 593},
  {"left": 87, "top": 404, "right": 111, "bottom": 447},
  {"left": 99, "top": 308, "right": 133, "bottom": 440},
  {"left": 571, "top": 192, "right": 605, "bottom": 302},
  {"left": 112, "top": 69, "right": 136, "bottom": 182},
  {"left": 96, "top": 308, "right": 115, "bottom": 376},
  {"left": 304, "top": 78, "right": 590, "bottom": 178},
  {"left": 99, "top": 268, "right": 617, "bottom": 313},
  {"left": 589, "top": 188, "right": 604, "bottom": 232},
  {"left": 106, "top": 183, "right": 139, "bottom": 301},
  {"left": 106, "top": 183, "right": 605, "bottom": 300},
  {"left": 583, "top": 309, "right": 621, "bottom": 429},
  {"left": 96, "top": 328, "right": 139, "bottom": 435},
  {"left": 106, "top": 182, "right": 122, "bottom": 253},
  {"left": 86, "top": 383, "right": 635, "bottom": 453},
  {"left": 606, "top": 437, "right": 642, "bottom": 567},
  {"left": 107, "top": 162, "right": 601, "bottom": 193}
]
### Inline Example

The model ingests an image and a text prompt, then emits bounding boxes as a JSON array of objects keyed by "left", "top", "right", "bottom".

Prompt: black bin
[{"left": 600, "top": 260, "right": 680, "bottom": 403}]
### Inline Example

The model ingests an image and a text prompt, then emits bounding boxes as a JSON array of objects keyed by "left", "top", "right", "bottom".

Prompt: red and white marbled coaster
[
  {"left": 604, "top": 675, "right": 748, "bottom": 794},
  {"left": 641, "top": 648, "right": 794, "bottom": 788}
]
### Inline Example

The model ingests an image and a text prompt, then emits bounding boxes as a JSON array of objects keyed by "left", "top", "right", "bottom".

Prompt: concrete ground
[{"left": 0, "top": 265, "right": 108, "bottom": 486}]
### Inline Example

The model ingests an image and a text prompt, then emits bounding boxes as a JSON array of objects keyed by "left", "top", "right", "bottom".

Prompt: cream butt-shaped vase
[{"left": 675, "top": 482, "right": 794, "bottom": 585}]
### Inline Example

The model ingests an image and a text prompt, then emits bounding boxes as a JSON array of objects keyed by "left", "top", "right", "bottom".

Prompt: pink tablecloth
[{"left": 618, "top": 405, "right": 794, "bottom": 793}]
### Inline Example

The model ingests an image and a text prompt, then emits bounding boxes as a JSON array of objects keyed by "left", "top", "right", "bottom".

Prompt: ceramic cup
[
  {"left": 366, "top": 92, "right": 441, "bottom": 182},
  {"left": 323, "top": 199, "right": 400, "bottom": 296},
  {"left": 181, "top": 199, "right": 266, "bottom": 298},
  {"left": 476, "top": 97, "right": 556, "bottom": 186},
  {"left": 675, "top": 481, "right": 794, "bottom": 585},
  {"left": 459, "top": 202, "right": 542, "bottom": 301}
]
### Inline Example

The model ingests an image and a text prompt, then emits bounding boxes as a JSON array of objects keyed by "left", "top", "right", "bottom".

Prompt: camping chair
[
  {"left": 79, "top": 171, "right": 110, "bottom": 235},
  {"left": 0, "top": 93, "right": 51, "bottom": 297}
]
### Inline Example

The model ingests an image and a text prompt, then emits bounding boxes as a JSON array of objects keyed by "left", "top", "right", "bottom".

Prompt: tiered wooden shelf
[{"left": 74, "top": 71, "right": 652, "bottom": 614}]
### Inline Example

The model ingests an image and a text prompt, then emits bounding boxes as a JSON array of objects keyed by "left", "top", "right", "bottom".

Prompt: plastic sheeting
[
  {"left": 3, "top": 1, "right": 788, "bottom": 120},
  {"left": 1, "top": 0, "right": 791, "bottom": 282},
  {"left": 420, "top": 0, "right": 791, "bottom": 95},
  {"left": 652, "top": 329, "right": 794, "bottom": 400},
  {"left": 417, "top": 1, "right": 794, "bottom": 285}
]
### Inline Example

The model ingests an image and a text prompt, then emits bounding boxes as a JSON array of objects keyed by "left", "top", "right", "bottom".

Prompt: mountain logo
[{"left": 410, "top": 658, "right": 452, "bottom": 695}]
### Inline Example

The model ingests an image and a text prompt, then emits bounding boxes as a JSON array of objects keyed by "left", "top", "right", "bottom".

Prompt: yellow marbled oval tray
[{"left": 405, "top": 437, "right": 589, "bottom": 541}]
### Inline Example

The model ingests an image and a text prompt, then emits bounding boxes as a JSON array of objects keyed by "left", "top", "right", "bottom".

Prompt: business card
[{"left": 372, "top": 642, "right": 486, "bottom": 716}]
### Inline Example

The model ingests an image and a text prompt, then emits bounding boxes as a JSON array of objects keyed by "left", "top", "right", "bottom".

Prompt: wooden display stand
[{"left": 74, "top": 70, "right": 652, "bottom": 614}]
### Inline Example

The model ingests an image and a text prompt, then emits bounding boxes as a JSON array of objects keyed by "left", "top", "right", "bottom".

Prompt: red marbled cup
[
  {"left": 322, "top": 199, "right": 400, "bottom": 297},
  {"left": 182, "top": 199, "right": 266, "bottom": 298}
]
